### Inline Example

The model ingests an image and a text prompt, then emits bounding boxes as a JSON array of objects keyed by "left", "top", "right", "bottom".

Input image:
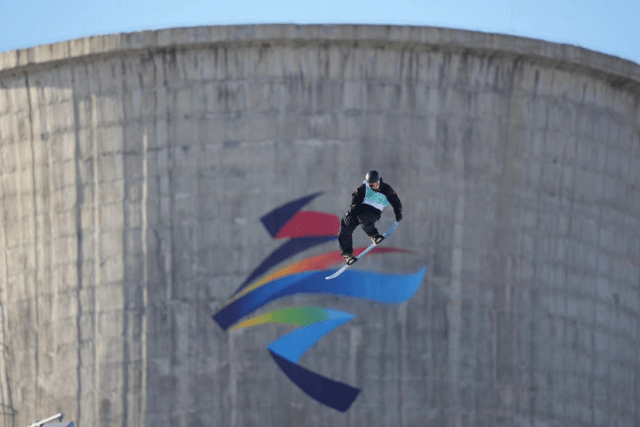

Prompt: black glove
[{"left": 395, "top": 211, "right": 403, "bottom": 222}]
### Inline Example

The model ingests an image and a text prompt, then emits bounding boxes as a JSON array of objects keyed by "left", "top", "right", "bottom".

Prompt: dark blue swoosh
[{"left": 269, "top": 350, "right": 361, "bottom": 412}]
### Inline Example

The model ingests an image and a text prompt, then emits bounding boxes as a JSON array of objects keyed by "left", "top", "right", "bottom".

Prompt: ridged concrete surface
[{"left": 0, "top": 24, "right": 639, "bottom": 427}]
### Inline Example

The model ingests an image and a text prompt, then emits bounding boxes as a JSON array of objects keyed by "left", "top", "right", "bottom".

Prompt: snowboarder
[{"left": 338, "top": 170, "right": 403, "bottom": 265}]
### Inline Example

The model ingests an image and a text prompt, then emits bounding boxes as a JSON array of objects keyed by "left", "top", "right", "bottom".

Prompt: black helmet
[{"left": 365, "top": 170, "right": 380, "bottom": 183}]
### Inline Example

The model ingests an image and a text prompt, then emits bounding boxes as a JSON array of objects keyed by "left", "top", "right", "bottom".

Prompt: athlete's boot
[
  {"left": 370, "top": 234, "right": 384, "bottom": 244},
  {"left": 343, "top": 253, "right": 357, "bottom": 265}
]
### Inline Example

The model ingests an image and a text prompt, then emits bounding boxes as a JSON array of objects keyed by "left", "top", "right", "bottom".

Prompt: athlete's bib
[{"left": 362, "top": 180, "right": 390, "bottom": 211}]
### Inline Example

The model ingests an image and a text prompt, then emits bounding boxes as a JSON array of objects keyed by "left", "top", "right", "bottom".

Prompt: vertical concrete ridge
[
  {"left": 0, "top": 303, "right": 14, "bottom": 427},
  {"left": 24, "top": 74, "right": 41, "bottom": 419},
  {"left": 71, "top": 62, "right": 84, "bottom": 425},
  {"left": 0, "top": 153, "right": 15, "bottom": 426},
  {"left": 536, "top": 73, "right": 553, "bottom": 425},
  {"left": 166, "top": 57, "right": 178, "bottom": 422},
  {"left": 591, "top": 138, "right": 603, "bottom": 426},
  {"left": 11, "top": 77, "right": 39, "bottom": 419},
  {"left": 119, "top": 59, "right": 130, "bottom": 427},
  {"left": 90, "top": 93, "right": 100, "bottom": 427},
  {"left": 448, "top": 120, "right": 466, "bottom": 427},
  {"left": 140, "top": 126, "right": 149, "bottom": 426}
]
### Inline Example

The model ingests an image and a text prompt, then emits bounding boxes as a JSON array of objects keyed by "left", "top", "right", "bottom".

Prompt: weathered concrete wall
[{"left": 0, "top": 25, "right": 639, "bottom": 427}]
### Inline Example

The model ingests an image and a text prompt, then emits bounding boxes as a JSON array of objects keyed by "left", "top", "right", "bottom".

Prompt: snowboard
[{"left": 325, "top": 221, "right": 400, "bottom": 280}]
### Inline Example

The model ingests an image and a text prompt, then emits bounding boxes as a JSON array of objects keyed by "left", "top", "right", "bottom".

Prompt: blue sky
[{"left": 0, "top": 0, "right": 639, "bottom": 65}]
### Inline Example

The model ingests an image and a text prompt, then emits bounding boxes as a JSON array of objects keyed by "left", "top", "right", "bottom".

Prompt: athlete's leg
[
  {"left": 358, "top": 210, "right": 382, "bottom": 238},
  {"left": 338, "top": 214, "right": 360, "bottom": 256}
]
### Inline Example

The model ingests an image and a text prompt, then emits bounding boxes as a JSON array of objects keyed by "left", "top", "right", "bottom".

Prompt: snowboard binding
[
  {"left": 343, "top": 253, "right": 357, "bottom": 265},
  {"left": 370, "top": 234, "right": 384, "bottom": 244}
]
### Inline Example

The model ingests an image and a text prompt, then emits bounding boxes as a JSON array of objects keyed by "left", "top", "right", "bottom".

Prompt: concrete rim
[{"left": 1, "top": 24, "right": 639, "bottom": 95}]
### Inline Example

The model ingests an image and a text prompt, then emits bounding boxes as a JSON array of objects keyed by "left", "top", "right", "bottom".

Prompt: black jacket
[{"left": 347, "top": 178, "right": 403, "bottom": 219}]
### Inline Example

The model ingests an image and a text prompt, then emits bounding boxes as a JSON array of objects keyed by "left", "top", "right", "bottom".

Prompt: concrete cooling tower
[{"left": 0, "top": 24, "right": 639, "bottom": 427}]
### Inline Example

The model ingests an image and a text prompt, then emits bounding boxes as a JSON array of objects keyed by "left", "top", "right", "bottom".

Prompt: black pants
[{"left": 338, "top": 209, "right": 381, "bottom": 255}]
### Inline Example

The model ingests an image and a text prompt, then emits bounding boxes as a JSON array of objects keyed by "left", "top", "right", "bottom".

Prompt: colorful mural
[{"left": 212, "top": 193, "right": 427, "bottom": 411}]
